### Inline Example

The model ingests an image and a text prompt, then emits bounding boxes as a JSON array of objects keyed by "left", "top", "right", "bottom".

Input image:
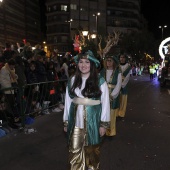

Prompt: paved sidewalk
[
  {"left": 0, "top": 112, "right": 69, "bottom": 170},
  {"left": 0, "top": 75, "right": 170, "bottom": 170}
]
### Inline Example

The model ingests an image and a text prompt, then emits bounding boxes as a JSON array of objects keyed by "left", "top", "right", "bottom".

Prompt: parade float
[{"left": 158, "top": 37, "right": 170, "bottom": 86}]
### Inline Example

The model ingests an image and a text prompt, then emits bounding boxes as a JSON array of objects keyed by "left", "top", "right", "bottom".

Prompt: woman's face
[
  {"left": 106, "top": 58, "right": 114, "bottom": 69},
  {"left": 120, "top": 55, "right": 126, "bottom": 64},
  {"left": 78, "top": 58, "right": 91, "bottom": 77}
]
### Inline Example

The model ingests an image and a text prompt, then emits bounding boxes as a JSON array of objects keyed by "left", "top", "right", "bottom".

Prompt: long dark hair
[{"left": 70, "top": 54, "right": 101, "bottom": 98}]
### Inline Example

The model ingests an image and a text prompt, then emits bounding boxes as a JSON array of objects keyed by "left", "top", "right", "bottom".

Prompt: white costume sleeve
[
  {"left": 63, "top": 86, "right": 72, "bottom": 122},
  {"left": 110, "top": 73, "right": 122, "bottom": 99},
  {"left": 122, "top": 72, "right": 130, "bottom": 88},
  {"left": 100, "top": 81, "right": 110, "bottom": 122}
]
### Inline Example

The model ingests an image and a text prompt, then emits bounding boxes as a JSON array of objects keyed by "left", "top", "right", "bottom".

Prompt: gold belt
[
  {"left": 122, "top": 76, "right": 125, "bottom": 80},
  {"left": 72, "top": 97, "right": 100, "bottom": 106},
  {"left": 107, "top": 84, "right": 115, "bottom": 89}
]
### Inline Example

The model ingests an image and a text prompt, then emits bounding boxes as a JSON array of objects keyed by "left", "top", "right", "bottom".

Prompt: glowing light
[
  {"left": 91, "top": 34, "right": 96, "bottom": 39},
  {"left": 82, "top": 31, "right": 88, "bottom": 36},
  {"left": 159, "top": 37, "right": 170, "bottom": 60}
]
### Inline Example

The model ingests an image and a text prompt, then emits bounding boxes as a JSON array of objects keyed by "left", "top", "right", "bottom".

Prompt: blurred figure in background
[{"left": 118, "top": 54, "right": 131, "bottom": 119}]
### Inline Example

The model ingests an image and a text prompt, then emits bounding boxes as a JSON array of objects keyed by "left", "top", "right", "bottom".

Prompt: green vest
[
  {"left": 67, "top": 76, "right": 105, "bottom": 146},
  {"left": 121, "top": 64, "right": 131, "bottom": 94},
  {"left": 149, "top": 65, "right": 155, "bottom": 74},
  {"left": 100, "top": 67, "right": 121, "bottom": 109}
]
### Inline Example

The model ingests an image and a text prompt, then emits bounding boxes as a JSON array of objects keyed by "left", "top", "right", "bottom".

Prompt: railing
[{"left": 0, "top": 79, "right": 67, "bottom": 129}]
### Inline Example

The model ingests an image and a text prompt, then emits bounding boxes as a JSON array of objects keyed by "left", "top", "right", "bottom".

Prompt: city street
[{"left": 0, "top": 73, "right": 170, "bottom": 170}]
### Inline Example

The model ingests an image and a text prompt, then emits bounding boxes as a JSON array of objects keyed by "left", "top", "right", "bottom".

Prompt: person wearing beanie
[{"left": 100, "top": 55, "right": 122, "bottom": 137}]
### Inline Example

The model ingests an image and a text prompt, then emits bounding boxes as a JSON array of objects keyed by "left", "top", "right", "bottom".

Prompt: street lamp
[
  {"left": 65, "top": 19, "right": 73, "bottom": 37},
  {"left": 93, "top": 12, "right": 100, "bottom": 34},
  {"left": 91, "top": 34, "right": 96, "bottom": 39},
  {"left": 69, "top": 19, "right": 73, "bottom": 30},
  {"left": 159, "top": 25, "right": 167, "bottom": 39},
  {"left": 82, "top": 31, "right": 89, "bottom": 36}
]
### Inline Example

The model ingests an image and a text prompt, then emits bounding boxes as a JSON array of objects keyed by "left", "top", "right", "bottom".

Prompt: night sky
[{"left": 141, "top": 0, "right": 170, "bottom": 39}]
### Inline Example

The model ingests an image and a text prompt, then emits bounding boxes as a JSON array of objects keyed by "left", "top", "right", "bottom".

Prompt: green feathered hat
[
  {"left": 105, "top": 54, "right": 119, "bottom": 65},
  {"left": 74, "top": 50, "right": 100, "bottom": 68}
]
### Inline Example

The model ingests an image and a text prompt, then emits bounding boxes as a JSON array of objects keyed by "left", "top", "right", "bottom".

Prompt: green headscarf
[{"left": 74, "top": 50, "right": 100, "bottom": 68}]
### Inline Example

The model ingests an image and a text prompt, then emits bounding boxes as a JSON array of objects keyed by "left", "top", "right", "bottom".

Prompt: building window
[
  {"left": 48, "top": 7, "right": 51, "bottom": 12},
  {"left": 70, "top": 4, "right": 77, "bottom": 10},
  {"left": 54, "top": 36, "right": 57, "bottom": 43},
  {"left": 80, "top": 15, "right": 88, "bottom": 20},
  {"left": 61, "top": 5, "right": 68, "bottom": 11},
  {"left": 53, "top": 5, "right": 57, "bottom": 11},
  {"left": 62, "top": 46, "right": 68, "bottom": 52},
  {"left": 107, "top": 10, "right": 111, "bottom": 15},
  {"left": 61, "top": 36, "right": 68, "bottom": 43}
]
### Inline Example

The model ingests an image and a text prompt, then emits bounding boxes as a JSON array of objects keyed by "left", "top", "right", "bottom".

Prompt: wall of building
[
  {"left": 45, "top": 0, "right": 142, "bottom": 53},
  {"left": 0, "top": 0, "right": 41, "bottom": 47}
]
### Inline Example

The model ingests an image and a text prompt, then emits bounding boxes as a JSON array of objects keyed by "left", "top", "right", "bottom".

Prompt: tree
[
  {"left": 120, "top": 30, "right": 156, "bottom": 62},
  {"left": 97, "top": 31, "right": 121, "bottom": 59}
]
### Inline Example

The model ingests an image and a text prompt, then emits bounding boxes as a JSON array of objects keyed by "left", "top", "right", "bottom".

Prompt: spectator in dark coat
[
  {"left": 26, "top": 62, "right": 38, "bottom": 84},
  {"left": 35, "top": 55, "right": 47, "bottom": 83},
  {"left": 47, "top": 62, "right": 55, "bottom": 81},
  {"left": 15, "top": 56, "right": 27, "bottom": 88}
]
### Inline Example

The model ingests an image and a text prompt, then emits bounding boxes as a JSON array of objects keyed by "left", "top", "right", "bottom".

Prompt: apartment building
[
  {"left": 45, "top": 0, "right": 142, "bottom": 53},
  {"left": 0, "top": 0, "right": 41, "bottom": 47},
  {"left": 107, "top": 0, "right": 142, "bottom": 34}
]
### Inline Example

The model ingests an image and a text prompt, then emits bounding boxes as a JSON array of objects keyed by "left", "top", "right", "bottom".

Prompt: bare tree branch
[{"left": 98, "top": 30, "right": 121, "bottom": 58}]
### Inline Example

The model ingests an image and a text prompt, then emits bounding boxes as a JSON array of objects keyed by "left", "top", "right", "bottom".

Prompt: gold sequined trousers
[
  {"left": 106, "top": 108, "right": 119, "bottom": 136},
  {"left": 69, "top": 127, "right": 100, "bottom": 170},
  {"left": 118, "top": 94, "right": 128, "bottom": 117}
]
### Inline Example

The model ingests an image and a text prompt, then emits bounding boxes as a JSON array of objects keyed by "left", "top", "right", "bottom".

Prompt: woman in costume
[
  {"left": 118, "top": 53, "right": 131, "bottom": 118},
  {"left": 100, "top": 55, "right": 122, "bottom": 137},
  {"left": 63, "top": 50, "right": 110, "bottom": 170}
]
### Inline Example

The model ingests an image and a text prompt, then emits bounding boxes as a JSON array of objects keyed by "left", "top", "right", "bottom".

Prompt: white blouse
[
  {"left": 120, "top": 63, "right": 131, "bottom": 88},
  {"left": 106, "top": 70, "right": 122, "bottom": 99},
  {"left": 63, "top": 76, "right": 110, "bottom": 128}
]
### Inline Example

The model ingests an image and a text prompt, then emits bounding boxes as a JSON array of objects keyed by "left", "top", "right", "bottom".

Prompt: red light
[{"left": 23, "top": 39, "right": 26, "bottom": 44}]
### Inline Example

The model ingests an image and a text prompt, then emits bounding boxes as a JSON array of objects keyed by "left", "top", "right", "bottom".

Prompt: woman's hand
[
  {"left": 64, "top": 127, "right": 67, "bottom": 132},
  {"left": 99, "top": 127, "right": 106, "bottom": 137}
]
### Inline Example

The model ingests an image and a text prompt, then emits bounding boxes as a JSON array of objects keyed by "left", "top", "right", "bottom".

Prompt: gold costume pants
[
  {"left": 118, "top": 94, "right": 127, "bottom": 118},
  {"left": 69, "top": 127, "right": 100, "bottom": 170},
  {"left": 106, "top": 108, "right": 118, "bottom": 136}
]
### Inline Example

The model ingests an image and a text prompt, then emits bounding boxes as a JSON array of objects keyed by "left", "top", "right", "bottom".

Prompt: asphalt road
[{"left": 0, "top": 74, "right": 170, "bottom": 170}]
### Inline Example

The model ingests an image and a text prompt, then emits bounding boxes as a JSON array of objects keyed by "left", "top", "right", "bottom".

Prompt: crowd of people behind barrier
[
  {"left": 0, "top": 42, "right": 75, "bottom": 137},
  {"left": 0, "top": 42, "right": 154, "bottom": 138}
]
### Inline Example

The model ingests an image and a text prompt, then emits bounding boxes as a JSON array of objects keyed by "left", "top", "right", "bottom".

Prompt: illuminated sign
[{"left": 159, "top": 37, "right": 170, "bottom": 60}]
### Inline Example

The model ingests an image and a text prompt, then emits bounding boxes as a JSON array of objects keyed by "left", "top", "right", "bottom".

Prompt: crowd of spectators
[{"left": 0, "top": 42, "right": 73, "bottom": 137}]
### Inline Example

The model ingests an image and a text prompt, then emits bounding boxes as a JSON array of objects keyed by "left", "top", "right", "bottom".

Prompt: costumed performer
[
  {"left": 100, "top": 55, "right": 122, "bottom": 137},
  {"left": 63, "top": 50, "right": 110, "bottom": 170}
]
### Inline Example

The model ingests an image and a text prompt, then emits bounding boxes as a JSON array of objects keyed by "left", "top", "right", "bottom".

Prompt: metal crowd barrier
[{"left": 0, "top": 79, "right": 67, "bottom": 128}]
